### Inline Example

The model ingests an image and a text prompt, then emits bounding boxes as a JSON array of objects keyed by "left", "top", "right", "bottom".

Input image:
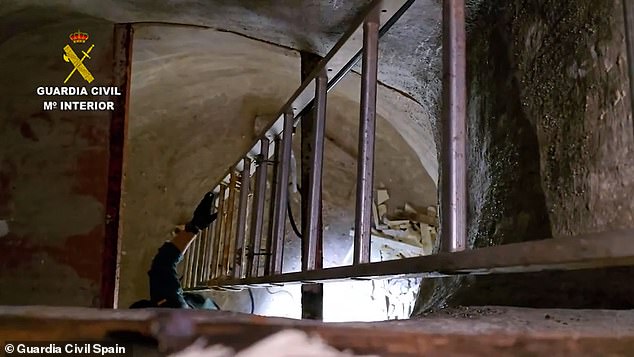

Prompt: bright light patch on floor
[
  {"left": 323, "top": 278, "right": 420, "bottom": 322},
  {"left": 208, "top": 234, "right": 422, "bottom": 321}
]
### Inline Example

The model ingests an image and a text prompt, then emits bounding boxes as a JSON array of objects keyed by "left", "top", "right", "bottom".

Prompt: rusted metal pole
[
  {"left": 440, "top": 0, "right": 467, "bottom": 253},
  {"left": 624, "top": 0, "right": 634, "bottom": 136},
  {"left": 202, "top": 216, "right": 216, "bottom": 281},
  {"left": 248, "top": 138, "right": 270, "bottom": 277},
  {"left": 101, "top": 23, "right": 133, "bottom": 308},
  {"left": 211, "top": 185, "right": 227, "bottom": 278},
  {"left": 222, "top": 173, "right": 238, "bottom": 277},
  {"left": 265, "top": 139, "right": 282, "bottom": 275},
  {"left": 271, "top": 111, "right": 294, "bottom": 275},
  {"left": 353, "top": 9, "right": 380, "bottom": 265},
  {"left": 234, "top": 159, "right": 251, "bottom": 278},
  {"left": 197, "top": 228, "right": 209, "bottom": 284},
  {"left": 198, "top": 228, "right": 207, "bottom": 283},
  {"left": 214, "top": 187, "right": 228, "bottom": 278},
  {"left": 205, "top": 196, "right": 219, "bottom": 280},
  {"left": 191, "top": 237, "right": 201, "bottom": 285},
  {"left": 182, "top": 241, "right": 192, "bottom": 288},
  {"left": 302, "top": 69, "right": 328, "bottom": 272},
  {"left": 300, "top": 52, "right": 325, "bottom": 321},
  {"left": 203, "top": 195, "right": 220, "bottom": 282}
]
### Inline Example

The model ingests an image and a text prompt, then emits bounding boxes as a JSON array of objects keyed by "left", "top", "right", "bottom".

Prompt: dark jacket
[{"left": 130, "top": 242, "right": 218, "bottom": 309}]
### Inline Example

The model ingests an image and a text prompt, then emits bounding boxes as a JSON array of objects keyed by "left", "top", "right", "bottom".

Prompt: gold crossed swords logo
[{"left": 63, "top": 30, "right": 95, "bottom": 83}]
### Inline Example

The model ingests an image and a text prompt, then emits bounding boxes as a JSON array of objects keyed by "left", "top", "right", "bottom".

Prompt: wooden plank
[{"left": 2, "top": 306, "right": 634, "bottom": 356}]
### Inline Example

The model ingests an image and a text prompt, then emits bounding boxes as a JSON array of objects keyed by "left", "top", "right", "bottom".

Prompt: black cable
[
  {"left": 287, "top": 199, "right": 303, "bottom": 239},
  {"left": 266, "top": 287, "right": 294, "bottom": 300},
  {"left": 247, "top": 288, "right": 255, "bottom": 314}
]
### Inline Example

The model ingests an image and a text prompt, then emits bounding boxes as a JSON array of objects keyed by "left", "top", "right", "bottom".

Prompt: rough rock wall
[
  {"left": 0, "top": 10, "right": 117, "bottom": 306},
  {"left": 415, "top": 0, "right": 634, "bottom": 312}
]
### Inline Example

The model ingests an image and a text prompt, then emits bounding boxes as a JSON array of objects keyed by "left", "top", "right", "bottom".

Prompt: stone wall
[
  {"left": 0, "top": 9, "right": 118, "bottom": 306},
  {"left": 414, "top": 0, "right": 634, "bottom": 313}
]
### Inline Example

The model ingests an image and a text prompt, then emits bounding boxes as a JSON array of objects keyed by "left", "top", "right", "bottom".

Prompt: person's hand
[{"left": 185, "top": 192, "right": 218, "bottom": 234}]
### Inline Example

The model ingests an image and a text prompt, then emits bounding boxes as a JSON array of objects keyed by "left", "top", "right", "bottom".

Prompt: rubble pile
[{"left": 371, "top": 189, "right": 438, "bottom": 256}]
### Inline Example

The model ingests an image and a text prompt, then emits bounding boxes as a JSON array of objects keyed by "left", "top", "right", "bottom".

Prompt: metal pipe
[
  {"left": 202, "top": 228, "right": 634, "bottom": 289},
  {"left": 353, "top": 9, "right": 380, "bottom": 265},
  {"left": 623, "top": 0, "right": 634, "bottom": 136},
  {"left": 303, "top": 70, "right": 328, "bottom": 271},
  {"left": 200, "top": 226, "right": 209, "bottom": 282},
  {"left": 204, "top": 195, "right": 221, "bottom": 281},
  {"left": 203, "top": 199, "right": 218, "bottom": 282},
  {"left": 182, "top": 241, "right": 192, "bottom": 288},
  {"left": 271, "top": 111, "right": 294, "bottom": 275},
  {"left": 222, "top": 173, "right": 238, "bottom": 277},
  {"left": 248, "top": 138, "right": 270, "bottom": 277},
  {"left": 211, "top": 185, "right": 227, "bottom": 278},
  {"left": 265, "top": 139, "right": 282, "bottom": 275},
  {"left": 215, "top": 187, "right": 229, "bottom": 278},
  {"left": 197, "top": 234, "right": 206, "bottom": 284},
  {"left": 440, "top": 0, "right": 467, "bottom": 253},
  {"left": 234, "top": 159, "right": 251, "bottom": 278},
  {"left": 204, "top": 196, "right": 219, "bottom": 280}
]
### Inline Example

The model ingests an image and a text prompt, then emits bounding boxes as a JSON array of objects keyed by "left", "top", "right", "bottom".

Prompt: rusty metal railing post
[
  {"left": 195, "top": 228, "right": 209, "bottom": 285},
  {"left": 271, "top": 111, "right": 294, "bottom": 275},
  {"left": 214, "top": 185, "right": 230, "bottom": 277},
  {"left": 234, "top": 158, "right": 251, "bottom": 278},
  {"left": 303, "top": 70, "right": 328, "bottom": 271},
  {"left": 248, "top": 138, "right": 270, "bottom": 277},
  {"left": 353, "top": 8, "right": 380, "bottom": 265},
  {"left": 190, "top": 238, "right": 200, "bottom": 286},
  {"left": 440, "top": 0, "right": 467, "bottom": 253},
  {"left": 222, "top": 173, "right": 238, "bottom": 277},
  {"left": 202, "top": 195, "right": 219, "bottom": 282},
  {"left": 211, "top": 185, "right": 227, "bottom": 279},
  {"left": 265, "top": 139, "right": 282, "bottom": 275},
  {"left": 183, "top": 240, "right": 193, "bottom": 288}
]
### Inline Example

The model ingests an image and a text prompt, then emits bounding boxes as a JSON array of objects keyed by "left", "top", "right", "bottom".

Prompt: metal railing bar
[
  {"left": 234, "top": 159, "right": 251, "bottom": 278},
  {"left": 211, "top": 185, "right": 227, "bottom": 279},
  {"left": 353, "top": 8, "right": 380, "bottom": 265},
  {"left": 271, "top": 111, "right": 294, "bottom": 275},
  {"left": 199, "top": 229, "right": 634, "bottom": 288},
  {"left": 248, "top": 138, "right": 270, "bottom": 277},
  {"left": 222, "top": 172, "right": 239, "bottom": 277},
  {"left": 265, "top": 137, "right": 282, "bottom": 275},
  {"left": 302, "top": 69, "right": 328, "bottom": 271}
]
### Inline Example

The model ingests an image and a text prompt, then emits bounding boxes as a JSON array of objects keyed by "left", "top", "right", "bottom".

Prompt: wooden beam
[{"left": 2, "top": 306, "right": 634, "bottom": 356}]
